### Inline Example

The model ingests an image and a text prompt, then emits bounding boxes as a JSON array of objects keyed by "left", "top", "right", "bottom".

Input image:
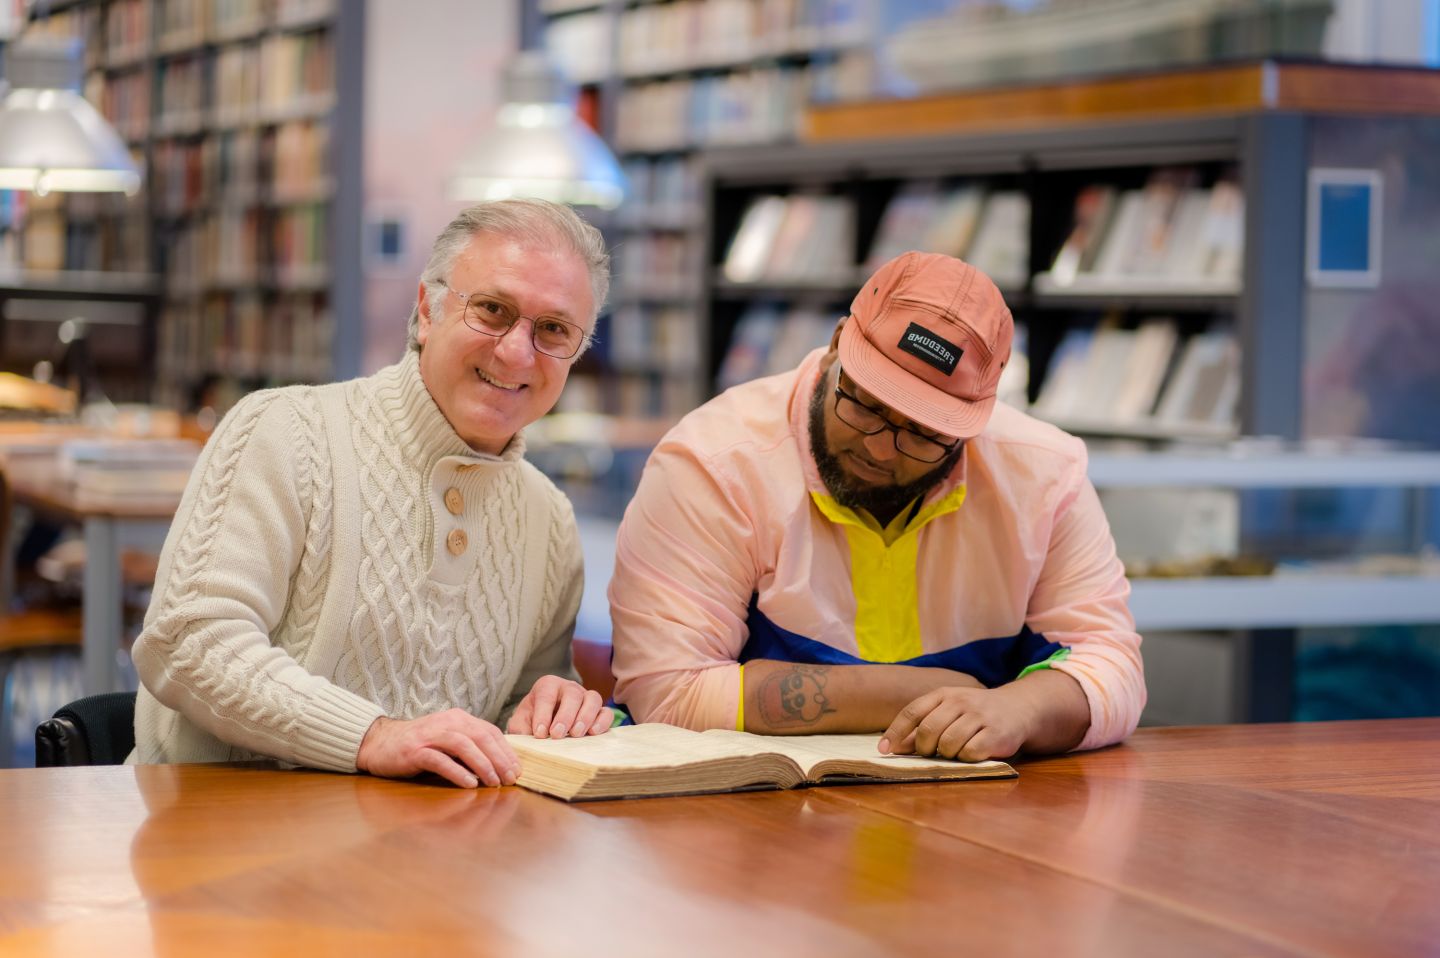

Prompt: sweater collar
[{"left": 370, "top": 349, "right": 527, "bottom": 470}]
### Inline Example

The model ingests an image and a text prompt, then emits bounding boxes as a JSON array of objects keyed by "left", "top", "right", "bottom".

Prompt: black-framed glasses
[
  {"left": 445, "top": 286, "right": 589, "bottom": 359},
  {"left": 833, "top": 368, "right": 960, "bottom": 463}
]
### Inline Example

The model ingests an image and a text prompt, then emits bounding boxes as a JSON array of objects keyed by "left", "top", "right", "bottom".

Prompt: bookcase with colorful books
[
  {"left": 698, "top": 131, "right": 1258, "bottom": 444},
  {"left": 3, "top": 0, "right": 361, "bottom": 409}
]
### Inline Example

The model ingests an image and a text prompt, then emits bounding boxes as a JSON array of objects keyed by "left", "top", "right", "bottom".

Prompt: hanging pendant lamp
[
  {"left": 0, "top": 37, "right": 142, "bottom": 196},
  {"left": 449, "top": 50, "right": 625, "bottom": 210}
]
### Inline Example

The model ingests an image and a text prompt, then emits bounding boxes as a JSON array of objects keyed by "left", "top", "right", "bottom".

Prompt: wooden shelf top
[{"left": 805, "top": 60, "right": 1440, "bottom": 144}]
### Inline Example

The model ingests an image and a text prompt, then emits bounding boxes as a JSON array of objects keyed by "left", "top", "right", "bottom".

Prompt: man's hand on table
[{"left": 357, "top": 710, "right": 519, "bottom": 788}]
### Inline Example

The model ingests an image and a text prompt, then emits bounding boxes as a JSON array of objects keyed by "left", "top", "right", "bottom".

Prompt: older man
[
  {"left": 131, "top": 199, "right": 612, "bottom": 787},
  {"left": 610, "top": 251, "right": 1144, "bottom": 761}
]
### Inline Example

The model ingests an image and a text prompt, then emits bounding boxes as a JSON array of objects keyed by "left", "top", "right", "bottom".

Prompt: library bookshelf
[
  {"left": 540, "top": 0, "right": 879, "bottom": 420},
  {"left": 693, "top": 60, "right": 1440, "bottom": 446},
  {"left": 1, "top": 0, "right": 363, "bottom": 408}
]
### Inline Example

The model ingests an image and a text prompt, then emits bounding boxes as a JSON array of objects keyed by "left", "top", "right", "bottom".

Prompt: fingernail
[
  {"left": 464, "top": 774, "right": 478, "bottom": 788},
  {"left": 552, "top": 725, "right": 566, "bottom": 738},
  {"left": 534, "top": 725, "right": 545, "bottom": 737},
  {"left": 878, "top": 738, "right": 891, "bottom": 754},
  {"left": 503, "top": 766, "right": 518, "bottom": 785}
]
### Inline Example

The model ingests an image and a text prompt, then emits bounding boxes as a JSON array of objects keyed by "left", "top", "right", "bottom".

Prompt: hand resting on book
[
  {"left": 880, "top": 669, "right": 1091, "bottom": 762},
  {"left": 506, "top": 673, "right": 614, "bottom": 740},
  {"left": 357, "top": 676, "right": 613, "bottom": 789}
]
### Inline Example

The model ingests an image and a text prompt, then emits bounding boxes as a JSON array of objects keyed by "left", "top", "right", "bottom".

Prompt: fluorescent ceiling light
[
  {"left": 450, "top": 51, "right": 625, "bottom": 210},
  {"left": 0, "top": 37, "right": 142, "bottom": 196}
]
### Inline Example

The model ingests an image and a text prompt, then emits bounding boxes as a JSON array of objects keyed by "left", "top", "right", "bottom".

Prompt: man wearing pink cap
[{"left": 609, "top": 252, "right": 1144, "bottom": 761}]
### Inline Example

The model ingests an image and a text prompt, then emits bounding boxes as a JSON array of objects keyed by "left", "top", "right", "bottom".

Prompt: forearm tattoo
[{"left": 756, "top": 664, "right": 836, "bottom": 728}]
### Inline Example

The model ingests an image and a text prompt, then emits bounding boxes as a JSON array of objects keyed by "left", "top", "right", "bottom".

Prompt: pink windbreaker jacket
[{"left": 609, "top": 348, "right": 1145, "bottom": 750}]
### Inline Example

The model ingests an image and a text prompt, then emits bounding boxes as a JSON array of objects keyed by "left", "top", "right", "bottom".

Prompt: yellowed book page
[
  {"left": 506, "top": 722, "right": 771, "bottom": 773},
  {"left": 698, "top": 730, "right": 1013, "bottom": 779}
]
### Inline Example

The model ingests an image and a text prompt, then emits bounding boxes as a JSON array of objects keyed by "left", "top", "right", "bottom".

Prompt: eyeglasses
[
  {"left": 833, "top": 369, "right": 960, "bottom": 464},
  {"left": 444, "top": 286, "right": 589, "bottom": 359}
]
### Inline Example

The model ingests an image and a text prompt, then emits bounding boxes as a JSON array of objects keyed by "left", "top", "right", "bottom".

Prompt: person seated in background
[
  {"left": 609, "top": 251, "right": 1144, "bottom": 761},
  {"left": 130, "top": 199, "right": 613, "bottom": 787}
]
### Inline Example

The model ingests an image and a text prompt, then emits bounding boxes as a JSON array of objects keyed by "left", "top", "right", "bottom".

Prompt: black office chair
[{"left": 34, "top": 691, "right": 137, "bottom": 766}]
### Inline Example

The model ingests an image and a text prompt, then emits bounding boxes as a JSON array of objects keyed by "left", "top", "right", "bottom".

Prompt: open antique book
[{"left": 506, "top": 723, "right": 1016, "bottom": 802}]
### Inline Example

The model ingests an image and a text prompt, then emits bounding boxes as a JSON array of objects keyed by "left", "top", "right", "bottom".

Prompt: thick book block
[{"left": 508, "top": 723, "right": 1015, "bottom": 802}]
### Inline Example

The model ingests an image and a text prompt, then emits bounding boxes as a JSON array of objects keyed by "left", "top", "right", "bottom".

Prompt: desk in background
[
  {"left": 2, "top": 432, "right": 191, "bottom": 695},
  {"left": 0, "top": 719, "right": 1435, "bottom": 956},
  {"left": 6, "top": 478, "right": 175, "bottom": 694}
]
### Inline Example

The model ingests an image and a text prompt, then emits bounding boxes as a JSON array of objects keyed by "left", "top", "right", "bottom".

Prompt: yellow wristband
[{"left": 736, "top": 663, "right": 745, "bottom": 733}]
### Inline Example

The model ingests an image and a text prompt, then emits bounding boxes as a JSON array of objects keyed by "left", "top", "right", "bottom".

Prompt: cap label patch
[{"left": 897, "top": 323, "right": 961, "bottom": 375}]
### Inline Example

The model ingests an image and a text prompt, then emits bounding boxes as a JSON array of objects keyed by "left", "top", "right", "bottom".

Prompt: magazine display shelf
[{"left": 696, "top": 59, "right": 1440, "bottom": 445}]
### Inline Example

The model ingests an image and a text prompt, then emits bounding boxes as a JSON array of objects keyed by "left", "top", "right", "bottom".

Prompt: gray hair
[{"left": 406, "top": 199, "right": 610, "bottom": 355}]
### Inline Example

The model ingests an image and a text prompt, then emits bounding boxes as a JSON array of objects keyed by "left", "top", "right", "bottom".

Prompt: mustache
[
  {"left": 846, "top": 451, "right": 890, "bottom": 475},
  {"left": 807, "top": 368, "right": 961, "bottom": 514}
]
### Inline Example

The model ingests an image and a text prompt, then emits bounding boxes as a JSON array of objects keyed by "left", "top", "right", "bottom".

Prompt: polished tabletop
[{"left": 1, "top": 719, "right": 1437, "bottom": 957}]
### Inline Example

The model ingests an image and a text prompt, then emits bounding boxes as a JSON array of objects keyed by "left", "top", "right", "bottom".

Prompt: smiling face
[{"left": 415, "top": 230, "right": 595, "bottom": 455}]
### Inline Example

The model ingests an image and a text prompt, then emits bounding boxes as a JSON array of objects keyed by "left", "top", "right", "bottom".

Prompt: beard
[{"left": 807, "top": 367, "right": 963, "bottom": 521}]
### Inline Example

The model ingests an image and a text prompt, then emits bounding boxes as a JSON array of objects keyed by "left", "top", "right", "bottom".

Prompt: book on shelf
[
  {"left": 1032, "top": 327, "right": 1094, "bottom": 420},
  {"left": 723, "top": 196, "right": 789, "bottom": 282},
  {"left": 1110, "top": 319, "right": 1179, "bottom": 422},
  {"left": 611, "top": 305, "right": 700, "bottom": 375},
  {"left": 716, "top": 303, "right": 783, "bottom": 391},
  {"left": 790, "top": 196, "right": 855, "bottom": 282},
  {"left": 923, "top": 185, "right": 988, "bottom": 260},
  {"left": 765, "top": 305, "right": 836, "bottom": 373},
  {"left": 507, "top": 723, "right": 1015, "bottom": 802},
  {"left": 1085, "top": 188, "right": 1144, "bottom": 280},
  {"left": 1048, "top": 185, "right": 1118, "bottom": 285},
  {"left": 722, "top": 195, "right": 855, "bottom": 284},
  {"left": 1127, "top": 168, "right": 1195, "bottom": 277},
  {"left": 964, "top": 191, "right": 1029, "bottom": 287},
  {"left": 1076, "top": 323, "right": 1137, "bottom": 422},
  {"left": 1042, "top": 172, "right": 1244, "bottom": 291},
  {"left": 765, "top": 195, "right": 823, "bottom": 280},
  {"left": 864, "top": 181, "right": 940, "bottom": 269},
  {"left": 1157, "top": 188, "right": 1213, "bottom": 279},
  {"left": 866, "top": 184, "right": 989, "bottom": 269},
  {"left": 1033, "top": 319, "right": 1182, "bottom": 426},
  {"left": 1193, "top": 181, "right": 1245, "bottom": 283},
  {"left": 716, "top": 304, "right": 837, "bottom": 392},
  {"left": 1154, "top": 329, "right": 1240, "bottom": 428}
]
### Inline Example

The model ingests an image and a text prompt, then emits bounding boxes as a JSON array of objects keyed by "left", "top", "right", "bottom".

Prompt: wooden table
[
  {"left": 6, "top": 475, "right": 178, "bottom": 696},
  {"left": 1, "top": 719, "right": 1436, "bottom": 956}
]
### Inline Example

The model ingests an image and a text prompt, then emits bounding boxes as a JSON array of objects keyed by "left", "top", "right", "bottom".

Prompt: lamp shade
[
  {"left": 0, "top": 38, "right": 142, "bottom": 195},
  {"left": 449, "top": 51, "right": 625, "bottom": 209}
]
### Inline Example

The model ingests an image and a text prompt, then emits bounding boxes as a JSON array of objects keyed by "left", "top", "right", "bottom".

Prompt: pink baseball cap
[{"left": 838, "top": 251, "right": 1013, "bottom": 439}]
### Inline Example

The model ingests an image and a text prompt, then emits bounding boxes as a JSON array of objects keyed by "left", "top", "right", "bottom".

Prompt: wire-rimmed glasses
[{"left": 445, "top": 286, "right": 588, "bottom": 359}]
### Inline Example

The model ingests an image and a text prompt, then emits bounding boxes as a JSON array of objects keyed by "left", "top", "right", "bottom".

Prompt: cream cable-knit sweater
[{"left": 128, "top": 350, "right": 583, "bottom": 771}]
